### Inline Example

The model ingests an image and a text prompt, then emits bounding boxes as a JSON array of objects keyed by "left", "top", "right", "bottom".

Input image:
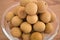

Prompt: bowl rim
[{"left": 1, "top": 2, "right": 60, "bottom": 40}]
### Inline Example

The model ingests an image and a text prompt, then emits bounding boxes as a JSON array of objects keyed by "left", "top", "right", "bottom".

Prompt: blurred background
[{"left": 0, "top": 0, "right": 60, "bottom": 40}]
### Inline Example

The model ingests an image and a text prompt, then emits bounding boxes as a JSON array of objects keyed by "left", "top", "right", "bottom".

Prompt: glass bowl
[{"left": 1, "top": 3, "right": 59, "bottom": 40}]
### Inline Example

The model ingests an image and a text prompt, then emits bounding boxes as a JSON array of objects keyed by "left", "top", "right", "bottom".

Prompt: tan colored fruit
[
  {"left": 22, "top": 33, "right": 30, "bottom": 40},
  {"left": 50, "top": 11, "right": 56, "bottom": 22},
  {"left": 11, "top": 16, "right": 22, "bottom": 26},
  {"left": 37, "top": 1, "right": 48, "bottom": 13},
  {"left": 25, "top": 3, "right": 37, "bottom": 15},
  {"left": 40, "top": 11, "right": 51, "bottom": 23},
  {"left": 11, "top": 27, "right": 21, "bottom": 37},
  {"left": 20, "top": 0, "right": 37, "bottom": 6},
  {"left": 30, "top": 32, "right": 43, "bottom": 40},
  {"left": 20, "top": 22, "right": 32, "bottom": 33},
  {"left": 33, "top": 21, "right": 45, "bottom": 32},
  {"left": 12, "top": 5, "right": 21, "bottom": 15},
  {"left": 5, "top": 12, "right": 14, "bottom": 21},
  {"left": 27, "top": 15, "right": 38, "bottom": 24},
  {"left": 17, "top": 6, "right": 27, "bottom": 19},
  {"left": 45, "top": 23, "right": 54, "bottom": 34}
]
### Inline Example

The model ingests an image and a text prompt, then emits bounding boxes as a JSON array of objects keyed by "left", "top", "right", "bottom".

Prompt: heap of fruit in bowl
[{"left": 5, "top": 0, "right": 56, "bottom": 40}]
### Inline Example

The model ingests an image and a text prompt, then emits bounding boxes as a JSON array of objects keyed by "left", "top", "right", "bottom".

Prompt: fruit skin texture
[
  {"left": 12, "top": 6, "right": 21, "bottom": 15},
  {"left": 20, "top": 0, "right": 37, "bottom": 6},
  {"left": 37, "top": 1, "right": 48, "bottom": 13},
  {"left": 30, "top": 32, "right": 42, "bottom": 40},
  {"left": 17, "top": 6, "right": 27, "bottom": 19},
  {"left": 27, "top": 15, "right": 38, "bottom": 24},
  {"left": 50, "top": 11, "right": 56, "bottom": 22},
  {"left": 11, "top": 27, "right": 21, "bottom": 38},
  {"left": 11, "top": 16, "right": 22, "bottom": 26},
  {"left": 22, "top": 33, "right": 30, "bottom": 40},
  {"left": 40, "top": 11, "right": 51, "bottom": 23},
  {"left": 5, "top": 12, "right": 14, "bottom": 21},
  {"left": 20, "top": 22, "right": 32, "bottom": 33},
  {"left": 33, "top": 21, "right": 45, "bottom": 32},
  {"left": 25, "top": 2, "right": 37, "bottom": 15},
  {"left": 45, "top": 23, "right": 54, "bottom": 34}
]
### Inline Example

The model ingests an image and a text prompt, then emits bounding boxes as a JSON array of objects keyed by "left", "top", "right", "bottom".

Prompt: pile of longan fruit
[{"left": 5, "top": 0, "right": 56, "bottom": 40}]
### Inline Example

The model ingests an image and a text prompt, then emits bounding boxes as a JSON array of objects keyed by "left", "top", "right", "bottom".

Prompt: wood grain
[{"left": 0, "top": 0, "right": 60, "bottom": 40}]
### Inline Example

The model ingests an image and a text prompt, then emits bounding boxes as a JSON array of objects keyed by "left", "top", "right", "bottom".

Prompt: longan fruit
[
  {"left": 50, "top": 11, "right": 56, "bottom": 22},
  {"left": 20, "top": 22, "right": 32, "bottom": 33},
  {"left": 22, "top": 33, "right": 30, "bottom": 40},
  {"left": 27, "top": 15, "right": 38, "bottom": 24},
  {"left": 12, "top": 5, "right": 21, "bottom": 15},
  {"left": 11, "top": 27, "right": 21, "bottom": 38},
  {"left": 33, "top": 21, "right": 45, "bottom": 32},
  {"left": 25, "top": 2, "right": 37, "bottom": 15},
  {"left": 30, "top": 32, "right": 43, "bottom": 40},
  {"left": 45, "top": 23, "right": 54, "bottom": 34},
  {"left": 40, "top": 11, "right": 51, "bottom": 23},
  {"left": 17, "top": 6, "right": 27, "bottom": 19},
  {"left": 20, "top": 0, "right": 37, "bottom": 6},
  {"left": 37, "top": 1, "right": 48, "bottom": 13},
  {"left": 5, "top": 12, "right": 14, "bottom": 21},
  {"left": 11, "top": 16, "right": 22, "bottom": 26}
]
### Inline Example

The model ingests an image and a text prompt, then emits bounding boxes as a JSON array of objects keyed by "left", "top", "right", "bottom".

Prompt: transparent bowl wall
[{"left": 1, "top": 3, "right": 59, "bottom": 40}]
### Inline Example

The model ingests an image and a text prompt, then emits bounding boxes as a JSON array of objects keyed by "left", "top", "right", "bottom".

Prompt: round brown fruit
[
  {"left": 22, "top": 33, "right": 30, "bottom": 40},
  {"left": 25, "top": 2, "right": 37, "bottom": 15},
  {"left": 50, "top": 11, "right": 56, "bottom": 22},
  {"left": 20, "top": 0, "right": 37, "bottom": 6},
  {"left": 40, "top": 11, "right": 51, "bottom": 23},
  {"left": 11, "top": 16, "right": 22, "bottom": 26},
  {"left": 30, "top": 32, "right": 43, "bottom": 40},
  {"left": 5, "top": 12, "right": 14, "bottom": 21},
  {"left": 11, "top": 27, "right": 21, "bottom": 38},
  {"left": 45, "top": 23, "right": 54, "bottom": 34},
  {"left": 17, "top": 6, "right": 27, "bottom": 19},
  {"left": 27, "top": 15, "right": 38, "bottom": 24},
  {"left": 20, "top": 22, "right": 32, "bottom": 33},
  {"left": 37, "top": 1, "right": 48, "bottom": 13},
  {"left": 33, "top": 21, "right": 45, "bottom": 32},
  {"left": 12, "top": 5, "right": 21, "bottom": 15}
]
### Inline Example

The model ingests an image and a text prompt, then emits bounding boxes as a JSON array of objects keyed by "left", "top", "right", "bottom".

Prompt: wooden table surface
[{"left": 0, "top": 0, "right": 60, "bottom": 40}]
